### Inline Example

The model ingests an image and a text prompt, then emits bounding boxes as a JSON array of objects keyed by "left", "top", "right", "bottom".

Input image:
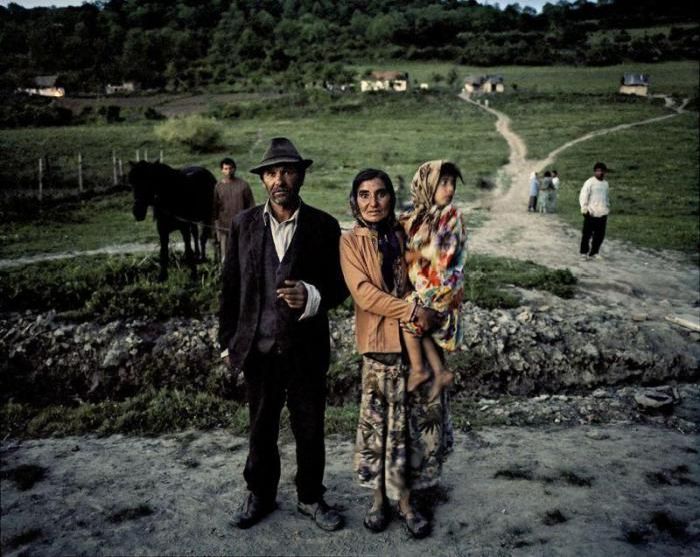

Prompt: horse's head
[{"left": 128, "top": 161, "right": 156, "bottom": 221}]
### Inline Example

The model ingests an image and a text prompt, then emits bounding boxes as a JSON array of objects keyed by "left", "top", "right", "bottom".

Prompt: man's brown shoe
[
  {"left": 297, "top": 498, "right": 344, "bottom": 531},
  {"left": 234, "top": 492, "right": 276, "bottom": 529}
]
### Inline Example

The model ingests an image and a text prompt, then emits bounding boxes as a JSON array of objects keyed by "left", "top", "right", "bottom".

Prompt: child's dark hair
[
  {"left": 220, "top": 157, "right": 236, "bottom": 168},
  {"left": 593, "top": 162, "right": 607, "bottom": 171},
  {"left": 544, "top": 170, "right": 552, "bottom": 177},
  {"left": 440, "top": 161, "right": 463, "bottom": 183}
]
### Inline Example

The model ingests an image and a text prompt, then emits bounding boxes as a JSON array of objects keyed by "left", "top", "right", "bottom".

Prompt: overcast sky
[{"left": 1, "top": 0, "right": 569, "bottom": 13}]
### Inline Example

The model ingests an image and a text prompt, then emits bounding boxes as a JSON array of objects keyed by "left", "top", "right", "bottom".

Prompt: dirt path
[
  {"left": 459, "top": 93, "right": 698, "bottom": 324},
  {"left": 2, "top": 423, "right": 699, "bottom": 556}
]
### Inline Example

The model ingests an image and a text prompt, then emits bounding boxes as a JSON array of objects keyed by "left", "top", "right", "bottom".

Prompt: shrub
[{"left": 154, "top": 114, "right": 223, "bottom": 152}]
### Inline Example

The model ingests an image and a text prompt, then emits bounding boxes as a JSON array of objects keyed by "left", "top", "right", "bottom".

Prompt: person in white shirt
[{"left": 578, "top": 162, "right": 610, "bottom": 260}]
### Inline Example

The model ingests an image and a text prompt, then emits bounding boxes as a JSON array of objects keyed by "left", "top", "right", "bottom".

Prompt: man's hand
[
  {"left": 277, "top": 279, "right": 308, "bottom": 309},
  {"left": 414, "top": 306, "right": 442, "bottom": 332}
]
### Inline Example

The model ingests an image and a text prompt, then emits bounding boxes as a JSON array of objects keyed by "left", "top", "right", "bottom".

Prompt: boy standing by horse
[{"left": 213, "top": 157, "right": 255, "bottom": 262}]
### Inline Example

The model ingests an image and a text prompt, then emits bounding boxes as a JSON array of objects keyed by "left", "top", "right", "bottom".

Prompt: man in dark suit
[{"left": 218, "top": 137, "right": 348, "bottom": 531}]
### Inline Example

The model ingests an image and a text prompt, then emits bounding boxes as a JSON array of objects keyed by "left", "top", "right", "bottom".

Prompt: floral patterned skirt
[{"left": 354, "top": 354, "right": 454, "bottom": 501}]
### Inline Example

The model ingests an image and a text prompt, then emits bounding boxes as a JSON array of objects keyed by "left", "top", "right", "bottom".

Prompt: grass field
[
  {"left": 352, "top": 60, "right": 699, "bottom": 97},
  {"left": 489, "top": 92, "right": 672, "bottom": 160},
  {"left": 1, "top": 62, "right": 697, "bottom": 256},
  {"left": 550, "top": 112, "right": 699, "bottom": 255},
  {"left": 0, "top": 91, "right": 506, "bottom": 256}
]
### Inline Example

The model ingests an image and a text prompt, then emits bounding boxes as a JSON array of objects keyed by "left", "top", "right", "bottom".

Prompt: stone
[{"left": 634, "top": 390, "right": 674, "bottom": 411}]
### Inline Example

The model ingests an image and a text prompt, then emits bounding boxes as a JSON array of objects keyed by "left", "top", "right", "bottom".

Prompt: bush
[
  {"left": 154, "top": 114, "right": 223, "bottom": 152},
  {"left": 0, "top": 93, "right": 73, "bottom": 128}
]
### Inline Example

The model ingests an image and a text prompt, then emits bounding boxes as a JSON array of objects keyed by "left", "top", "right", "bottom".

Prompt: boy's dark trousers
[
  {"left": 242, "top": 348, "right": 327, "bottom": 506},
  {"left": 528, "top": 195, "right": 537, "bottom": 211},
  {"left": 580, "top": 213, "right": 607, "bottom": 256}
]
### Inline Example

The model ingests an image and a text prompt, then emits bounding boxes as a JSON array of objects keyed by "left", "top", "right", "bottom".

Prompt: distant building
[
  {"left": 619, "top": 73, "right": 649, "bottom": 96},
  {"left": 106, "top": 81, "right": 137, "bottom": 95},
  {"left": 18, "top": 75, "right": 65, "bottom": 97},
  {"left": 324, "top": 81, "right": 354, "bottom": 93},
  {"left": 463, "top": 74, "right": 505, "bottom": 95},
  {"left": 360, "top": 71, "right": 409, "bottom": 92}
]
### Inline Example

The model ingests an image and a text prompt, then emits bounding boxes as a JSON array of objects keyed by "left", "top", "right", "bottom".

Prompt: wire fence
[{"left": 0, "top": 148, "right": 167, "bottom": 206}]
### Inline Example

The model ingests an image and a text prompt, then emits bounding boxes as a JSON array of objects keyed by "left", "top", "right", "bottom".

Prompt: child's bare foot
[
  {"left": 407, "top": 368, "right": 430, "bottom": 392},
  {"left": 428, "top": 370, "right": 454, "bottom": 402}
]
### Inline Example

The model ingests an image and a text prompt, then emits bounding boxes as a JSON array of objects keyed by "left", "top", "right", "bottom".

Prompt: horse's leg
[
  {"left": 158, "top": 226, "right": 169, "bottom": 282},
  {"left": 181, "top": 225, "right": 197, "bottom": 279},
  {"left": 191, "top": 223, "right": 201, "bottom": 262},
  {"left": 200, "top": 223, "right": 210, "bottom": 262}
]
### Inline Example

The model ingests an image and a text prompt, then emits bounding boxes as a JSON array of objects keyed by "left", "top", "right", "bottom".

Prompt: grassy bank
[
  {"left": 1, "top": 252, "right": 575, "bottom": 439},
  {"left": 0, "top": 253, "right": 574, "bottom": 319}
]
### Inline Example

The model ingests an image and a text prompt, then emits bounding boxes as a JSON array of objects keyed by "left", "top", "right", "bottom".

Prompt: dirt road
[{"left": 2, "top": 421, "right": 699, "bottom": 556}]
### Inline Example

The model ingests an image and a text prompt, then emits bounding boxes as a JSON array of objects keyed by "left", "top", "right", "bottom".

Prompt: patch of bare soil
[{"left": 2, "top": 401, "right": 699, "bottom": 556}]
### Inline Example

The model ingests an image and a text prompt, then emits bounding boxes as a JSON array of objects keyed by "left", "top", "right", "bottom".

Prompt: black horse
[{"left": 129, "top": 161, "right": 216, "bottom": 281}]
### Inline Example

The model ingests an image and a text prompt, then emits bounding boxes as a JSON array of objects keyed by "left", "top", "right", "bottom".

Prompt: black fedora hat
[{"left": 250, "top": 137, "right": 313, "bottom": 175}]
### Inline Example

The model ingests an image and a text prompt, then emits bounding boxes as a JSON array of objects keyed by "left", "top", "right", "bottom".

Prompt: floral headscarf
[
  {"left": 409, "top": 160, "right": 444, "bottom": 214},
  {"left": 400, "top": 160, "right": 462, "bottom": 240}
]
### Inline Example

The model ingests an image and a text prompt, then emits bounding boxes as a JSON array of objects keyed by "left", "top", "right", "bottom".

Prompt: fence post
[
  {"left": 78, "top": 152, "right": 83, "bottom": 195},
  {"left": 159, "top": 149, "right": 163, "bottom": 163},
  {"left": 112, "top": 150, "right": 118, "bottom": 186},
  {"left": 38, "top": 157, "right": 43, "bottom": 203},
  {"left": 118, "top": 158, "right": 124, "bottom": 184},
  {"left": 136, "top": 149, "right": 140, "bottom": 162},
  {"left": 144, "top": 148, "right": 149, "bottom": 161}
]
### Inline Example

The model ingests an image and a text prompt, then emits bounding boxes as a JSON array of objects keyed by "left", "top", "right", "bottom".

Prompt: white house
[
  {"left": 106, "top": 81, "right": 137, "bottom": 95},
  {"left": 18, "top": 75, "right": 65, "bottom": 97},
  {"left": 360, "top": 71, "right": 409, "bottom": 92},
  {"left": 463, "top": 75, "right": 505, "bottom": 94},
  {"left": 619, "top": 73, "right": 649, "bottom": 96}
]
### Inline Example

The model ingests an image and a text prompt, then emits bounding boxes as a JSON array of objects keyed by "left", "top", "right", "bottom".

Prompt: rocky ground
[{"left": 2, "top": 293, "right": 698, "bottom": 407}]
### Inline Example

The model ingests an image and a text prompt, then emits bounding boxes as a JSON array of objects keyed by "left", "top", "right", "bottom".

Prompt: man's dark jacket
[{"left": 218, "top": 202, "right": 348, "bottom": 372}]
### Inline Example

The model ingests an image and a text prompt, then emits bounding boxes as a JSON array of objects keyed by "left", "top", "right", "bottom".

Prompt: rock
[
  {"left": 634, "top": 390, "right": 674, "bottom": 411},
  {"left": 631, "top": 312, "right": 647, "bottom": 322},
  {"left": 516, "top": 310, "right": 532, "bottom": 323}
]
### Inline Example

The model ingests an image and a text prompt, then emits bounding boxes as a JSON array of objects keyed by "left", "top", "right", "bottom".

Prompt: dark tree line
[{"left": 0, "top": 0, "right": 697, "bottom": 92}]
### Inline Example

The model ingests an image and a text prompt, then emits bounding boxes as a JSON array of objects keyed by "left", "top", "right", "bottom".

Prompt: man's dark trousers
[
  {"left": 243, "top": 348, "right": 326, "bottom": 505},
  {"left": 580, "top": 213, "right": 607, "bottom": 256}
]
